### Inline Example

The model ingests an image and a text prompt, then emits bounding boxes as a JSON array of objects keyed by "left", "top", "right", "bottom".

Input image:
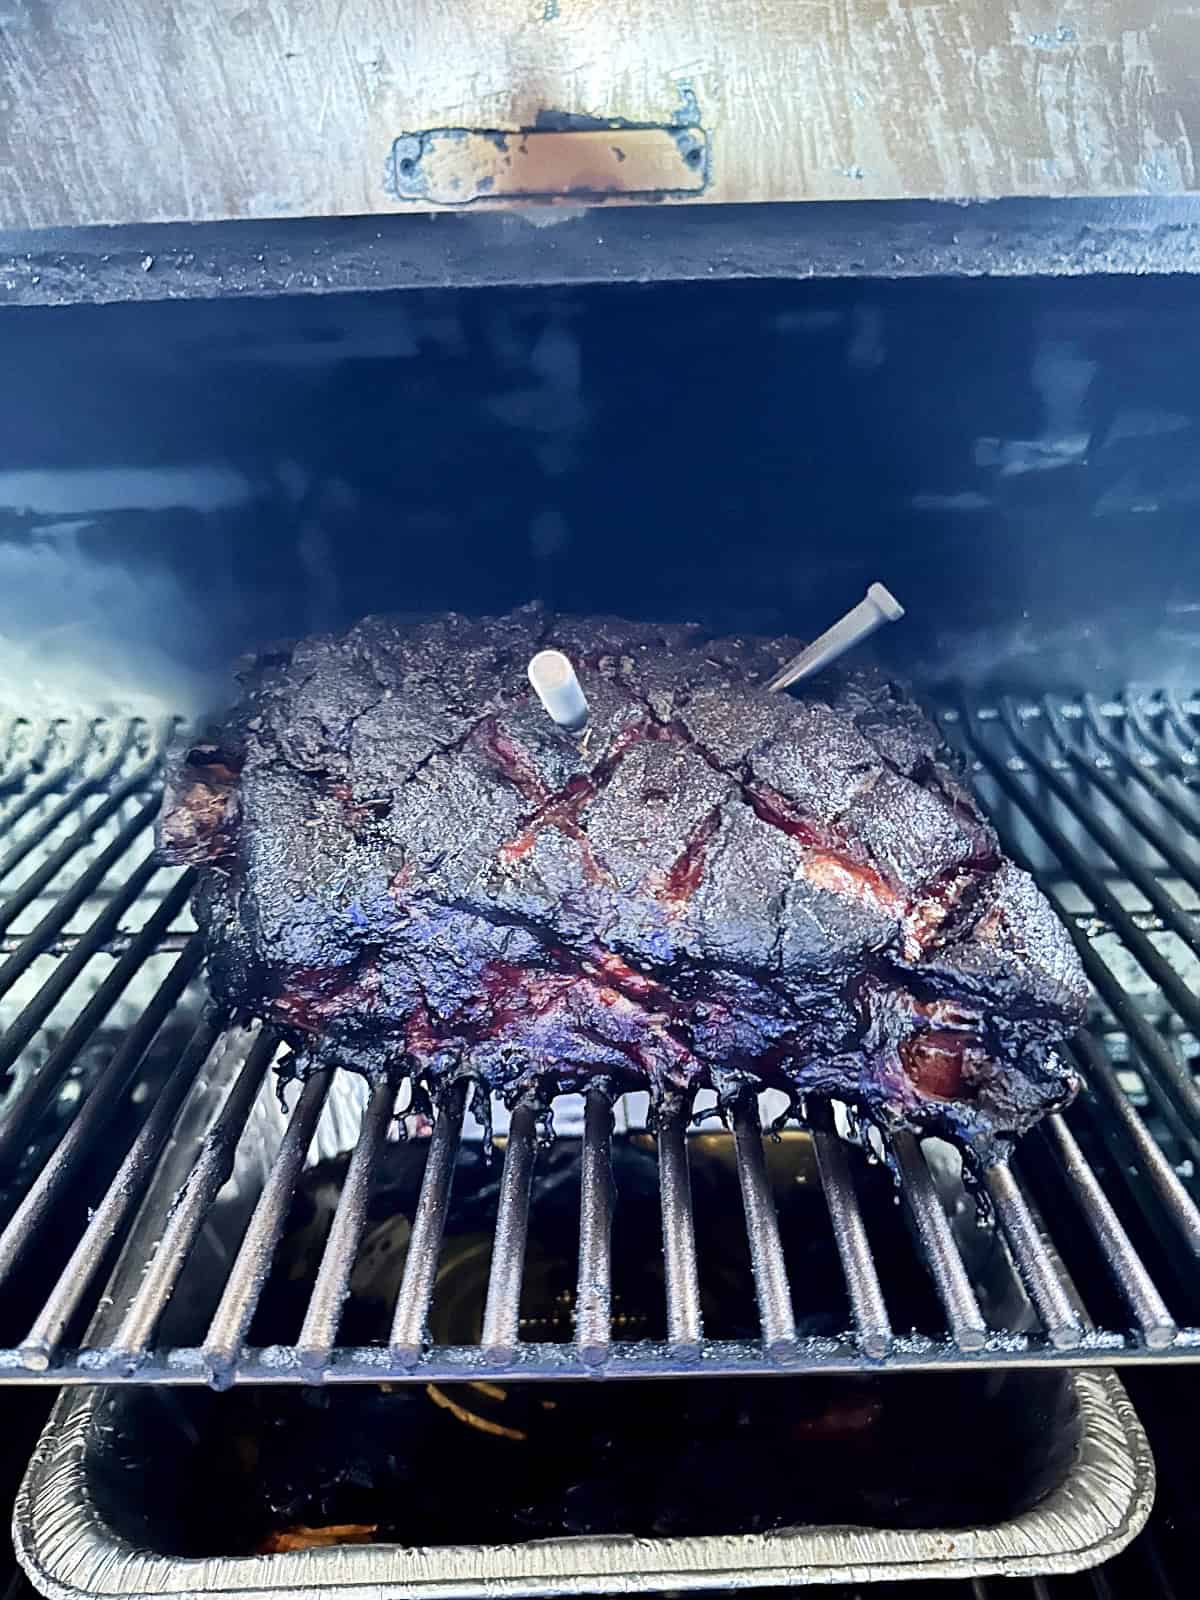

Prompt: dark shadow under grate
[{"left": 0, "top": 694, "right": 1197, "bottom": 1386}]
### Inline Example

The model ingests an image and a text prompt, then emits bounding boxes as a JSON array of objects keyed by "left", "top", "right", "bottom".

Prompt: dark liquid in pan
[{"left": 90, "top": 1131, "right": 1078, "bottom": 1554}]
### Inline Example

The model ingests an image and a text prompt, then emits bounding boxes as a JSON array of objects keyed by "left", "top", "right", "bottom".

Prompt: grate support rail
[{"left": 0, "top": 701, "right": 1196, "bottom": 1385}]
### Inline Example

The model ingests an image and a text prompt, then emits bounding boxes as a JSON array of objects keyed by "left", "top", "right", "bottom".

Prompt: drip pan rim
[{"left": 14, "top": 1367, "right": 1154, "bottom": 1597}]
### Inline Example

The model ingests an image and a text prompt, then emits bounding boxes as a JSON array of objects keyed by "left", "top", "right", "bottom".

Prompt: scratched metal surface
[
  {"left": 1, "top": 1, "right": 1200, "bottom": 227},
  {"left": 5, "top": 198, "right": 1200, "bottom": 308}
]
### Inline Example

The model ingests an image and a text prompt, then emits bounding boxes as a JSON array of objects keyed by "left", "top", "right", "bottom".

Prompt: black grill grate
[{"left": 0, "top": 696, "right": 1197, "bottom": 1385}]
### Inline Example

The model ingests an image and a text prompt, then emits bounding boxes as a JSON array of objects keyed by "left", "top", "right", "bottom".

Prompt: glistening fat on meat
[{"left": 157, "top": 607, "right": 1087, "bottom": 1167}]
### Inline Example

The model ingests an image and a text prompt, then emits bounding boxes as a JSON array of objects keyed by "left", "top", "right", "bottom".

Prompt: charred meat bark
[{"left": 159, "top": 608, "right": 1086, "bottom": 1165}]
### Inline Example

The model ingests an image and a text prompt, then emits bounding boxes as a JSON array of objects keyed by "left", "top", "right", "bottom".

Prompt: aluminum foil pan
[{"left": 13, "top": 1368, "right": 1153, "bottom": 1597}]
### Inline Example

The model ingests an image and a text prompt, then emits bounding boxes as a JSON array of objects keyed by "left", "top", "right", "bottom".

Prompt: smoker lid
[{"left": 2, "top": 0, "right": 1199, "bottom": 230}]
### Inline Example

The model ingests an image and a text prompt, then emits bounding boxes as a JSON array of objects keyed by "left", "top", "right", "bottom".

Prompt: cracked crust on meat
[{"left": 160, "top": 606, "right": 1087, "bottom": 1167}]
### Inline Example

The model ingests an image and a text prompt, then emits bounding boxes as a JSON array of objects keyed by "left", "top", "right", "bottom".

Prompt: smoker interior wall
[{"left": 0, "top": 272, "right": 1198, "bottom": 714}]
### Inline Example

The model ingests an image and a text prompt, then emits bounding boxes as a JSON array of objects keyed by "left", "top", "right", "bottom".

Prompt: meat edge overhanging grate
[{"left": 0, "top": 695, "right": 1196, "bottom": 1385}]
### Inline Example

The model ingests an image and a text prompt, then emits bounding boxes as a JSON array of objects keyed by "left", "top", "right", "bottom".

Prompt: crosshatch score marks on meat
[{"left": 158, "top": 607, "right": 1087, "bottom": 1168}]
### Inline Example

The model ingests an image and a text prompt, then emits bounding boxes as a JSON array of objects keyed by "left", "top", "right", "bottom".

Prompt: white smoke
[
  {"left": 0, "top": 467, "right": 254, "bottom": 720},
  {"left": 0, "top": 513, "right": 232, "bottom": 719}
]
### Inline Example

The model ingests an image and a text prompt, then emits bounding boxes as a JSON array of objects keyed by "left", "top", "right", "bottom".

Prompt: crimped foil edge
[{"left": 15, "top": 1367, "right": 1153, "bottom": 1599}]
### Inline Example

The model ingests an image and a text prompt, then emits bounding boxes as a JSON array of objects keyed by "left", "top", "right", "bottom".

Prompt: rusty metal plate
[{"left": 385, "top": 126, "right": 708, "bottom": 205}]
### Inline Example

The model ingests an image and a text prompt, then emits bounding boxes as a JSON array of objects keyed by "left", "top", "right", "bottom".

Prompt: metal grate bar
[
  {"left": 575, "top": 1088, "right": 615, "bottom": 1362},
  {"left": 389, "top": 1079, "right": 467, "bottom": 1362},
  {"left": 110, "top": 1029, "right": 278, "bottom": 1359},
  {"left": 0, "top": 719, "right": 88, "bottom": 833},
  {"left": 0, "top": 937, "right": 203, "bottom": 1283},
  {"left": 1076, "top": 948, "right": 1200, "bottom": 1138},
  {"left": 732, "top": 1094, "right": 796, "bottom": 1351},
  {"left": 811, "top": 1104, "right": 892, "bottom": 1358},
  {"left": 0, "top": 872, "right": 194, "bottom": 1168},
  {"left": 893, "top": 1132, "right": 988, "bottom": 1351},
  {"left": 1044, "top": 701, "right": 1200, "bottom": 898},
  {"left": 983, "top": 1161, "right": 1083, "bottom": 1349},
  {"left": 0, "top": 720, "right": 145, "bottom": 891},
  {"left": 1002, "top": 702, "right": 1200, "bottom": 961},
  {"left": 203, "top": 1069, "right": 332, "bottom": 1375},
  {"left": 1074, "top": 1018, "right": 1200, "bottom": 1176},
  {"left": 0, "top": 794, "right": 164, "bottom": 1001},
  {"left": 1165, "top": 690, "right": 1199, "bottom": 754},
  {"left": 1071, "top": 1033, "right": 1200, "bottom": 1259},
  {"left": 1125, "top": 694, "right": 1196, "bottom": 775},
  {"left": 296, "top": 1080, "right": 396, "bottom": 1370},
  {"left": 0, "top": 713, "right": 42, "bottom": 771},
  {"left": 17, "top": 1014, "right": 225, "bottom": 1369},
  {"left": 964, "top": 703, "right": 1200, "bottom": 1039},
  {"left": 656, "top": 1104, "right": 704, "bottom": 1349},
  {"left": 0, "top": 773, "right": 161, "bottom": 942},
  {"left": 1040, "top": 1113, "right": 1177, "bottom": 1348},
  {"left": 955, "top": 709, "right": 1200, "bottom": 1134},
  {"left": 481, "top": 1101, "right": 539, "bottom": 1359},
  {"left": 0, "top": 853, "right": 164, "bottom": 1080},
  {"left": 1082, "top": 695, "right": 1200, "bottom": 832}
]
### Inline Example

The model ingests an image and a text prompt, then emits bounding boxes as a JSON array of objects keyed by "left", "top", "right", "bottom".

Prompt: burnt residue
[
  {"left": 158, "top": 607, "right": 1085, "bottom": 1168},
  {"left": 532, "top": 110, "right": 618, "bottom": 134}
]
